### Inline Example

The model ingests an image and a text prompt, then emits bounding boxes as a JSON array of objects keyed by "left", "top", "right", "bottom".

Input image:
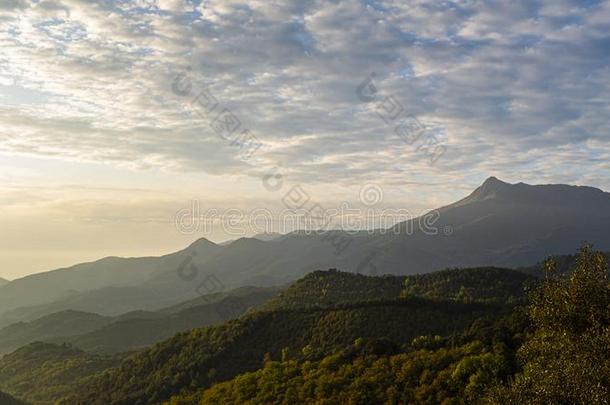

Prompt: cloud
[{"left": 0, "top": 0, "right": 608, "bottom": 193}]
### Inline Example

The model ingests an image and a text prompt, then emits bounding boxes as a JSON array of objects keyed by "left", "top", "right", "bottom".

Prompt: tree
[{"left": 488, "top": 246, "right": 610, "bottom": 404}]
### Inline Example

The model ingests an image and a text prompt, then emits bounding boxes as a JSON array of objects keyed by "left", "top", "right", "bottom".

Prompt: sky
[{"left": 1, "top": 0, "right": 610, "bottom": 280}]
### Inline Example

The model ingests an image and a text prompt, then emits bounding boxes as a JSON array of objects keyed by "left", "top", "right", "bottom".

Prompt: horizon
[
  {"left": 2, "top": 0, "right": 610, "bottom": 280},
  {"left": 2, "top": 174, "right": 608, "bottom": 281}
]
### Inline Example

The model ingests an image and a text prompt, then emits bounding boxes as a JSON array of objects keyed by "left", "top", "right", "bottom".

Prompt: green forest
[{"left": 1, "top": 247, "right": 609, "bottom": 404}]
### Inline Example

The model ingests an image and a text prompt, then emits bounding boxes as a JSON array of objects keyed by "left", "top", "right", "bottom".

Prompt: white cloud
[{"left": 0, "top": 0, "right": 608, "bottom": 191}]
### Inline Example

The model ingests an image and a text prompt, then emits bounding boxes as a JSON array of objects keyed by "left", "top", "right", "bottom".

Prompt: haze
[{"left": 1, "top": 0, "right": 610, "bottom": 279}]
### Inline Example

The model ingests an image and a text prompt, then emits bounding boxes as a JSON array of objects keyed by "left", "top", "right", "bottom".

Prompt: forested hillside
[
  {"left": 51, "top": 267, "right": 531, "bottom": 404},
  {"left": 0, "top": 342, "right": 124, "bottom": 405},
  {"left": 264, "top": 266, "right": 532, "bottom": 311},
  {"left": 2, "top": 249, "right": 607, "bottom": 405},
  {"left": 164, "top": 247, "right": 610, "bottom": 404}
]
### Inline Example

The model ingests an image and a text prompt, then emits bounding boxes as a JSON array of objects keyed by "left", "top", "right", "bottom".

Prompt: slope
[
  {"left": 0, "top": 287, "right": 280, "bottom": 355},
  {"left": 58, "top": 268, "right": 531, "bottom": 405}
]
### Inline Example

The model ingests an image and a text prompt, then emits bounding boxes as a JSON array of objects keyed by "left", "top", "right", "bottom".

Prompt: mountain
[
  {"left": 0, "top": 287, "right": 279, "bottom": 355},
  {"left": 0, "top": 267, "right": 533, "bottom": 405},
  {"left": 0, "top": 239, "right": 224, "bottom": 324},
  {"left": 220, "top": 232, "right": 283, "bottom": 246},
  {"left": 65, "top": 268, "right": 531, "bottom": 404},
  {"left": 10, "top": 248, "right": 607, "bottom": 405},
  {"left": 252, "top": 232, "right": 283, "bottom": 242},
  {"left": 375, "top": 176, "right": 610, "bottom": 272},
  {"left": 0, "top": 310, "right": 111, "bottom": 356},
  {"left": 2, "top": 177, "right": 608, "bottom": 326},
  {"left": 0, "top": 277, "right": 9, "bottom": 288},
  {"left": 48, "top": 286, "right": 280, "bottom": 354}
]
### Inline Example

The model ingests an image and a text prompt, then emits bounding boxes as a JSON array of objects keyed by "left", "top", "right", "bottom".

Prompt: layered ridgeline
[
  {"left": 2, "top": 177, "right": 609, "bottom": 327},
  {"left": 0, "top": 267, "right": 534, "bottom": 405},
  {"left": 0, "top": 287, "right": 279, "bottom": 355}
]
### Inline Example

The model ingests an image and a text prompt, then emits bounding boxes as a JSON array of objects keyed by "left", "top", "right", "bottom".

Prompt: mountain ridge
[{"left": 2, "top": 177, "right": 609, "bottom": 326}]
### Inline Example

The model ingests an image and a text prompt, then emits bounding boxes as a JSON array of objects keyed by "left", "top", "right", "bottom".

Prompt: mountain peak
[
  {"left": 482, "top": 176, "right": 504, "bottom": 185},
  {"left": 443, "top": 176, "right": 610, "bottom": 212},
  {"left": 184, "top": 238, "right": 220, "bottom": 254},
  {"left": 471, "top": 176, "right": 512, "bottom": 200}
]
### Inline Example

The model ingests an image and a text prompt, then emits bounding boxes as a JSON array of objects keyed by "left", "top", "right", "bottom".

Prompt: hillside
[
  {"left": 0, "top": 266, "right": 532, "bottom": 405},
  {"left": 0, "top": 287, "right": 279, "bottom": 355},
  {"left": 56, "top": 268, "right": 529, "bottom": 405},
  {"left": 166, "top": 247, "right": 610, "bottom": 405},
  {"left": 0, "top": 342, "right": 124, "bottom": 405},
  {"left": 61, "top": 299, "right": 506, "bottom": 405},
  {"left": 0, "top": 310, "right": 111, "bottom": 356},
  {"left": 169, "top": 337, "right": 519, "bottom": 405},
  {"left": 0, "top": 278, "right": 9, "bottom": 288},
  {"left": 0, "top": 239, "right": 223, "bottom": 321},
  {"left": 264, "top": 266, "right": 532, "bottom": 311},
  {"left": 50, "top": 287, "right": 280, "bottom": 354}
]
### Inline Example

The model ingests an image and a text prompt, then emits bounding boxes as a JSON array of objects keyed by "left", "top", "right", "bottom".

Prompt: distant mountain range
[
  {"left": 0, "top": 286, "right": 279, "bottom": 355},
  {"left": 0, "top": 278, "right": 9, "bottom": 287},
  {"left": 1, "top": 176, "right": 609, "bottom": 326}
]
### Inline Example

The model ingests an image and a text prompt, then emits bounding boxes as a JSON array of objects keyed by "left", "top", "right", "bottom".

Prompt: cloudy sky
[{"left": 1, "top": 0, "right": 609, "bottom": 279}]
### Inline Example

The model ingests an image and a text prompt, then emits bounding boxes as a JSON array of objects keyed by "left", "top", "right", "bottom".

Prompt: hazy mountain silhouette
[
  {"left": 1, "top": 177, "right": 609, "bottom": 325},
  {"left": 0, "top": 277, "right": 9, "bottom": 287},
  {"left": 0, "top": 238, "right": 224, "bottom": 321},
  {"left": 253, "top": 232, "right": 283, "bottom": 241},
  {"left": 0, "top": 286, "right": 279, "bottom": 355},
  {"left": 0, "top": 310, "right": 111, "bottom": 355},
  {"left": 372, "top": 176, "right": 610, "bottom": 273}
]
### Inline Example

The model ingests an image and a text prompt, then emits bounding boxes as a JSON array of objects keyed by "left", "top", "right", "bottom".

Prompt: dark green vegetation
[
  {"left": 400, "top": 267, "right": 532, "bottom": 303},
  {"left": 163, "top": 246, "right": 610, "bottom": 405},
  {"left": 37, "top": 267, "right": 528, "bottom": 404},
  {"left": 2, "top": 247, "right": 609, "bottom": 404},
  {"left": 170, "top": 338, "right": 517, "bottom": 404},
  {"left": 0, "top": 287, "right": 278, "bottom": 355},
  {"left": 0, "top": 390, "right": 29, "bottom": 405},
  {"left": 61, "top": 299, "right": 507, "bottom": 404},
  {"left": 0, "top": 342, "right": 123, "bottom": 405},
  {"left": 489, "top": 247, "right": 610, "bottom": 404}
]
